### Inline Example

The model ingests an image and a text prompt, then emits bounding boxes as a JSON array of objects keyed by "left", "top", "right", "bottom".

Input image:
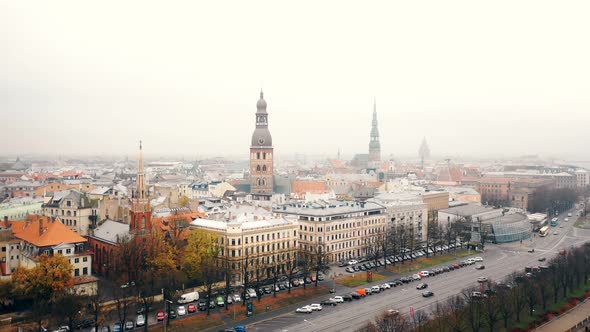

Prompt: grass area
[
  {"left": 131, "top": 313, "right": 225, "bottom": 332},
  {"left": 574, "top": 216, "right": 590, "bottom": 229},
  {"left": 230, "top": 285, "right": 330, "bottom": 321},
  {"left": 386, "top": 249, "right": 473, "bottom": 274},
  {"left": 336, "top": 272, "right": 387, "bottom": 287}
]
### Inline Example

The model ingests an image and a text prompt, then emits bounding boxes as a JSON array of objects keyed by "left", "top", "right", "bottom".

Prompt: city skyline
[{"left": 1, "top": 1, "right": 590, "bottom": 159}]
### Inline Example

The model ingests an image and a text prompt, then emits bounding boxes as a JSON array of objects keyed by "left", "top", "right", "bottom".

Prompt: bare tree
[{"left": 483, "top": 295, "right": 501, "bottom": 332}]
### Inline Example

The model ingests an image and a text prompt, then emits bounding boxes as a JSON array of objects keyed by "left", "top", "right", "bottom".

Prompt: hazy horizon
[{"left": 2, "top": 1, "right": 589, "bottom": 160}]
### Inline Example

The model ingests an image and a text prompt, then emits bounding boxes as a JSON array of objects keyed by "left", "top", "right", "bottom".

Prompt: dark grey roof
[{"left": 251, "top": 128, "right": 273, "bottom": 147}]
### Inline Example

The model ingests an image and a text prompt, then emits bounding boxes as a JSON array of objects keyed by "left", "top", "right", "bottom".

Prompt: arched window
[
  {"left": 262, "top": 165, "right": 267, "bottom": 172},
  {"left": 67, "top": 211, "right": 71, "bottom": 217},
  {"left": 256, "top": 152, "right": 260, "bottom": 159},
  {"left": 263, "top": 152, "right": 266, "bottom": 159},
  {"left": 262, "top": 179, "right": 266, "bottom": 186},
  {"left": 141, "top": 216, "right": 146, "bottom": 229},
  {"left": 257, "top": 179, "right": 262, "bottom": 186},
  {"left": 256, "top": 165, "right": 261, "bottom": 172}
]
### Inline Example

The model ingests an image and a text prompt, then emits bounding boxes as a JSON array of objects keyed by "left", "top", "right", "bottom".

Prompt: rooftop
[
  {"left": 275, "top": 199, "right": 385, "bottom": 216},
  {"left": 439, "top": 203, "right": 495, "bottom": 217}
]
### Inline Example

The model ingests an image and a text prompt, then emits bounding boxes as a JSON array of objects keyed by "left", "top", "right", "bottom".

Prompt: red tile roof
[{"left": 11, "top": 216, "right": 86, "bottom": 247}]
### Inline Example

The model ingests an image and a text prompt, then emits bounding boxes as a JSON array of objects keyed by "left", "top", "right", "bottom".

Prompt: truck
[{"left": 178, "top": 291, "right": 199, "bottom": 304}]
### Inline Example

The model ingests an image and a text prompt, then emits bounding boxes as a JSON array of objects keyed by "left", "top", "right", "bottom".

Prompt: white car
[
  {"left": 381, "top": 283, "right": 391, "bottom": 289},
  {"left": 348, "top": 260, "right": 358, "bottom": 265},
  {"left": 136, "top": 315, "right": 145, "bottom": 327},
  {"left": 177, "top": 305, "right": 186, "bottom": 316},
  {"left": 412, "top": 274, "right": 422, "bottom": 280},
  {"left": 564, "top": 218, "right": 569, "bottom": 222},
  {"left": 309, "top": 303, "right": 323, "bottom": 311},
  {"left": 420, "top": 271, "right": 430, "bottom": 277},
  {"left": 246, "top": 288, "right": 257, "bottom": 298},
  {"left": 296, "top": 306, "right": 313, "bottom": 313},
  {"left": 331, "top": 296, "right": 344, "bottom": 303},
  {"left": 473, "top": 257, "right": 483, "bottom": 262},
  {"left": 233, "top": 294, "right": 242, "bottom": 302}
]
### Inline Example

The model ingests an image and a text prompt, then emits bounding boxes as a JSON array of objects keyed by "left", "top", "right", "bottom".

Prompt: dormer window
[{"left": 66, "top": 200, "right": 71, "bottom": 207}]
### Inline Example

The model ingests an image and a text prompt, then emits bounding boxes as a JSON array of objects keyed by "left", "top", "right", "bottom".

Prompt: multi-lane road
[{"left": 240, "top": 209, "right": 590, "bottom": 332}]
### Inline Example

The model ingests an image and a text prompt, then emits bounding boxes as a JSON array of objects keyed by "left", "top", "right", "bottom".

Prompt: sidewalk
[{"left": 536, "top": 299, "right": 590, "bottom": 332}]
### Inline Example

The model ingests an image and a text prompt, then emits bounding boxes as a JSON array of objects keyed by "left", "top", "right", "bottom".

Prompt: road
[{"left": 242, "top": 209, "right": 590, "bottom": 332}]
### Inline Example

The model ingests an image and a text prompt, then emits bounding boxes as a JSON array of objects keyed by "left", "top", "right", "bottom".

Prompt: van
[
  {"left": 356, "top": 288, "right": 367, "bottom": 296},
  {"left": 178, "top": 291, "right": 199, "bottom": 304}
]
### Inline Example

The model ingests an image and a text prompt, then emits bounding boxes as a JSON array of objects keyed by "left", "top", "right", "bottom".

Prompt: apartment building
[
  {"left": 190, "top": 203, "right": 298, "bottom": 285},
  {"left": 42, "top": 190, "right": 98, "bottom": 236},
  {"left": 274, "top": 200, "right": 387, "bottom": 263}
]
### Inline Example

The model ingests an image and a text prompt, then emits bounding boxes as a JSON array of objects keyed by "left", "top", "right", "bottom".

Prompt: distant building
[
  {"left": 418, "top": 137, "right": 430, "bottom": 169},
  {"left": 575, "top": 169, "right": 589, "bottom": 188}
]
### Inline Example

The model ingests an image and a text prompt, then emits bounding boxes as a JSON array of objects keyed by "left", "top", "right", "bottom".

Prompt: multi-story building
[
  {"left": 477, "top": 177, "right": 511, "bottom": 205},
  {"left": 42, "top": 190, "right": 98, "bottom": 236},
  {"left": 371, "top": 195, "right": 428, "bottom": 241},
  {"left": 190, "top": 203, "right": 297, "bottom": 285},
  {"left": 274, "top": 200, "right": 387, "bottom": 263},
  {"left": 553, "top": 172, "right": 577, "bottom": 189},
  {"left": 576, "top": 169, "right": 589, "bottom": 188},
  {"left": 11, "top": 215, "right": 96, "bottom": 295}
]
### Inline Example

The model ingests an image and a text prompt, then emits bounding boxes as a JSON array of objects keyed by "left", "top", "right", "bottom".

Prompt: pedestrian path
[{"left": 536, "top": 299, "right": 590, "bottom": 332}]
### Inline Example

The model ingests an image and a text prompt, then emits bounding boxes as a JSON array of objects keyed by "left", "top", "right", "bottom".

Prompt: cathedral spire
[
  {"left": 369, "top": 99, "right": 381, "bottom": 162},
  {"left": 134, "top": 140, "right": 149, "bottom": 212}
]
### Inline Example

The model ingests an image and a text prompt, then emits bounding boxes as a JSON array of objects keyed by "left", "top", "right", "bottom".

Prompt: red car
[
  {"left": 156, "top": 310, "right": 166, "bottom": 321},
  {"left": 187, "top": 303, "right": 197, "bottom": 313},
  {"left": 453, "top": 264, "right": 460, "bottom": 269}
]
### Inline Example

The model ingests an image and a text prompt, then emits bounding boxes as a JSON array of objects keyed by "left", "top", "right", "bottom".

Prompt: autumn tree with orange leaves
[{"left": 12, "top": 254, "right": 73, "bottom": 331}]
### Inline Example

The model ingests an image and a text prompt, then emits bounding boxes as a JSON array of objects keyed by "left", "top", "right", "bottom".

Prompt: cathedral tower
[{"left": 250, "top": 91, "right": 274, "bottom": 200}]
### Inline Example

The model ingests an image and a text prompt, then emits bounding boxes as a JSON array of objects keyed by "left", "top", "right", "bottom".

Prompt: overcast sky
[{"left": 1, "top": 1, "right": 589, "bottom": 160}]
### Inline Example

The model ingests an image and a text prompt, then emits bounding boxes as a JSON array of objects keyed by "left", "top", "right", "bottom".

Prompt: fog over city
[{"left": 1, "top": 1, "right": 589, "bottom": 160}]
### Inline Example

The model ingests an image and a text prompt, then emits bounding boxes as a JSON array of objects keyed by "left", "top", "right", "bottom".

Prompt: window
[
  {"left": 75, "top": 258, "right": 79, "bottom": 263},
  {"left": 58, "top": 250, "right": 63, "bottom": 255},
  {"left": 1, "top": 247, "right": 4, "bottom": 252},
  {"left": 74, "top": 269, "right": 80, "bottom": 277},
  {"left": 83, "top": 267, "right": 88, "bottom": 275},
  {"left": 83, "top": 257, "right": 87, "bottom": 262},
  {"left": 66, "top": 249, "right": 71, "bottom": 254},
  {"left": 66, "top": 200, "right": 71, "bottom": 207},
  {"left": 141, "top": 216, "right": 146, "bottom": 229},
  {"left": 232, "top": 239, "right": 235, "bottom": 246}
]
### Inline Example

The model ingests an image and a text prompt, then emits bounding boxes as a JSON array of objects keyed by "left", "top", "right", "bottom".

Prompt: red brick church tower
[{"left": 130, "top": 141, "right": 151, "bottom": 234}]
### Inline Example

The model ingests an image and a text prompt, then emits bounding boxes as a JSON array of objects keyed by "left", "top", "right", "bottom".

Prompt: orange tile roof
[
  {"left": 328, "top": 160, "right": 346, "bottom": 169},
  {"left": 11, "top": 216, "right": 86, "bottom": 247},
  {"left": 291, "top": 181, "right": 328, "bottom": 195}
]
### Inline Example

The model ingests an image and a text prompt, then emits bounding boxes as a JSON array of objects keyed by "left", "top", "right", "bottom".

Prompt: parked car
[
  {"left": 416, "top": 283, "right": 428, "bottom": 290},
  {"left": 168, "top": 309, "right": 177, "bottom": 319},
  {"left": 53, "top": 327, "right": 69, "bottom": 332},
  {"left": 309, "top": 303, "right": 323, "bottom": 311},
  {"left": 124, "top": 321, "right": 134, "bottom": 331},
  {"left": 177, "top": 306, "right": 186, "bottom": 316},
  {"left": 320, "top": 299, "right": 338, "bottom": 306},
  {"left": 112, "top": 323, "right": 122, "bottom": 332},
  {"left": 156, "top": 311, "right": 165, "bottom": 321},
  {"left": 135, "top": 315, "right": 145, "bottom": 327},
  {"left": 381, "top": 283, "right": 391, "bottom": 289},
  {"left": 296, "top": 306, "right": 313, "bottom": 313},
  {"left": 136, "top": 306, "right": 153, "bottom": 315},
  {"left": 471, "top": 291, "right": 488, "bottom": 299},
  {"left": 331, "top": 296, "right": 344, "bottom": 303},
  {"left": 475, "top": 265, "right": 485, "bottom": 270},
  {"left": 477, "top": 276, "right": 488, "bottom": 283},
  {"left": 422, "top": 291, "right": 434, "bottom": 297},
  {"left": 348, "top": 259, "right": 358, "bottom": 265},
  {"left": 371, "top": 286, "right": 381, "bottom": 293},
  {"left": 187, "top": 303, "right": 197, "bottom": 313},
  {"left": 412, "top": 274, "right": 422, "bottom": 280},
  {"left": 341, "top": 294, "right": 353, "bottom": 301},
  {"left": 419, "top": 271, "right": 430, "bottom": 277},
  {"left": 473, "top": 257, "right": 483, "bottom": 262}
]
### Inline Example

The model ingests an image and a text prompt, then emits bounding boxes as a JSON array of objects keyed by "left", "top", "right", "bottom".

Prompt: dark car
[
  {"left": 338, "top": 261, "right": 347, "bottom": 267},
  {"left": 76, "top": 319, "right": 95, "bottom": 329},
  {"left": 209, "top": 300, "right": 216, "bottom": 309},
  {"left": 400, "top": 277, "right": 410, "bottom": 283},
  {"left": 320, "top": 299, "right": 338, "bottom": 306},
  {"left": 263, "top": 287, "right": 271, "bottom": 294},
  {"left": 168, "top": 309, "right": 177, "bottom": 319},
  {"left": 475, "top": 265, "right": 485, "bottom": 270},
  {"left": 422, "top": 291, "right": 434, "bottom": 297},
  {"left": 350, "top": 292, "right": 361, "bottom": 299},
  {"left": 416, "top": 283, "right": 428, "bottom": 290},
  {"left": 342, "top": 294, "right": 353, "bottom": 301},
  {"left": 538, "top": 257, "right": 546, "bottom": 262},
  {"left": 198, "top": 301, "right": 207, "bottom": 311},
  {"left": 278, "top": 283, "right": 286, "bottom": 290},
  {"left": 447, "top": 265, "right": 455, "bottom": 271},
  {"left": 318, "top": 274, "right": 325, "bottom": 281}
]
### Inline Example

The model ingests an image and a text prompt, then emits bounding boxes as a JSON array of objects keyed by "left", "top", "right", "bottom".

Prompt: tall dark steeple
[
  {"left": 250, "top": 91, "right": 274, "bottom": 200},
  {"left": 369, "top": 98, "right": 381, "bottom": 162}
]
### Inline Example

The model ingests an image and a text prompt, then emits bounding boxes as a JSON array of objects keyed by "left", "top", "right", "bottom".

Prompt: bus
[
  {"left": 539, "top": 226, "right": 549, "bottom": 237},
  {"left": 550, "top": 218, "right": 559, "bottom": 227}
]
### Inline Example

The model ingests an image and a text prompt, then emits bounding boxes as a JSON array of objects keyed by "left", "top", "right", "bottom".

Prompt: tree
[
  {"left": 483, "top": 296, "right": 501, "bottom": 332},
  {"left": 12, "top": 254, "right": 74, "bottom": 331},
  {"left": 357, "top": 310, "right": 411, "bottom": 332},
  {"left": 88, "top": 282, "right": 107, "bottom": 332},
  {"left": 178, "top": 195, "right": 190, "bottom": 208},
  {"left": 52, "top": 292, "right": 85, "bottom": 331}
]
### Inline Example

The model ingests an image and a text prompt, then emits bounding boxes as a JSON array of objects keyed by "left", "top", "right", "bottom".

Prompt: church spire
[
  {"left": 134, "top": 140, "right": 149, "bottom": 212},
  {"left": 369, "top": 99, "right": 381, "bottom": 162}
]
